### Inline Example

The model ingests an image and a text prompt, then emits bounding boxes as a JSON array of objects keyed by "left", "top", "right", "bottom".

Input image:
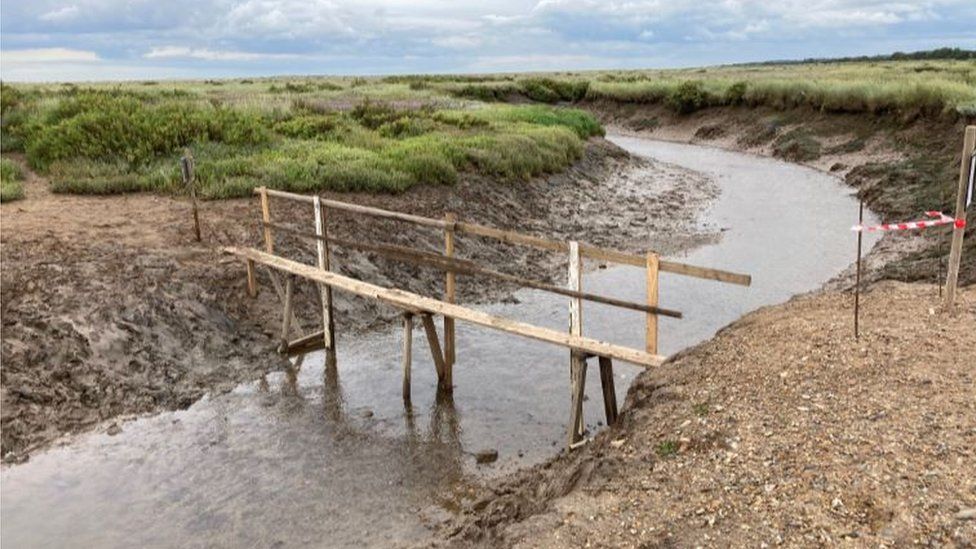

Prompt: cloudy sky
[{"left": 2, "top": 0, "right": 975, "bottom": 81}]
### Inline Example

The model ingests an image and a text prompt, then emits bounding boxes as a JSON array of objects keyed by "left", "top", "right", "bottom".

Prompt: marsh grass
[
  {"left": 585, "top": 60, "right": 976, "bottom": 116},
  {"left": 0, "top": 157, "right": 25, "bottom": 202},
  {"left": 1, "top": 86, "right": 602, "bottom": 199}
]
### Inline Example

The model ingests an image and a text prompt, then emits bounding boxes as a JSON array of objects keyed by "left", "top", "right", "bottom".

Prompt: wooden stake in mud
[
  {"left": 402, "top": 313, "right": 413, "bottom": 403},
  {"left": 313, "top": 196, "right": 336, "bottom": 364},
  {"left": 567, "top": 241, "right": 587, "bottom": 447},
  {"left": 598, "top": 356, "right": 618, "bottom": 426},
  {"left": 443, "top": 213, "right": 457, "bottom": 376},
  {"left": 945, "top": 126, "right": 975, "bottom": 310},
  {"left": 855, "top": 198, "right": 864, "bottom": 340},
  {"left": 245, "top": 259, "right": 257, "bottom": 297},
  {"left": 279, "top": 275, "right": 294, "bottom": 351},
  {"left": 180, "top": 149, "right": 201, "bottom": 242},
  {"left": 645, "top": 252, "right": 660, "bottom": 355}
]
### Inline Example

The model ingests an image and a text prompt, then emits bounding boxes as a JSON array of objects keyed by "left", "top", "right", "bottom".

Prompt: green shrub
[
  {"left": 273, "top": 114, "right": 341, "bottom": 139},
  {"left": 520, "top": 78, "right": 590, "bottom": 103},
  {"left": 377, "top": 116, "right": 438, "bottom": 139},
  {"left": 432, "top": 111, "right": 490, "bottom": 129},
  {"left": 0, "top": 179, "right": 24, "bottom": 202},
  {"left": 0, "top": 157, "right": 23, "bottom": 181},
  {"left": 350, "top": 100, "right": 405, "bottom": 129},
  {"left": 725, "top": 81, "right": 748, "bottom": 105},
  {"left": 667, "top": 81, "right": 710, "bottom": 114},
  {"left": 25, "top": 93, "right": 270, "bottom": 170}
]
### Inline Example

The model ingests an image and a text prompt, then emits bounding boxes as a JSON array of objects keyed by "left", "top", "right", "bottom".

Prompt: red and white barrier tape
[{"left": 852, "top": 211, "right": 965, "bottom": 232}]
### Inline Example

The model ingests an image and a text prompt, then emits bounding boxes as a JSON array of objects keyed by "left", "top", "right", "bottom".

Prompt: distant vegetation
[
  {"left": 0, "top": 82, "right": 602, "bottom": 199},
  {"left": 751, "top": 47, "right": 976, "bottom": 65},
  {"left": 0, "top": 49, "right": 971, "bottom": 199},
  {"left": 0, "top": 157, "right": 24, "bottom": 202}
]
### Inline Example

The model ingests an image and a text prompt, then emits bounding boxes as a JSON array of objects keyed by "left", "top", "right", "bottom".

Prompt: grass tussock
[{"left": 0, "top": 157, "right": 25, "bottom": 202}]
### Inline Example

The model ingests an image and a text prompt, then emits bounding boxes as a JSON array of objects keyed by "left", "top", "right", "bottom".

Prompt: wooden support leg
[
  {"left": 598, "top": 356, "right": 618, "bottom": 426},
  {"left": 402, "top": 313, "right": 413, "bottom": 403},
  {"left": 263, "top": 266, "right": 304, "bottom": 337},
  {"left": 567, "top": 241, "right": 586, "bottom": 446},
  {"left": 645, "top": 252, "right": 660, "bottom": 356},
  {"left": 420, "top": 313, "right": 450, "bottom": 391},
  {"left": 568, "top": 351, "right": 587, "bottom": 448},
  {"left": 245, "top": 259, "right": 257, "bottom": 297},
  {"left": 313, "top": 195, "right": 336, "bottom": 363},
  {"left": 443, "top": 213, "right": 457, "bottom": 378},
  {"left": 279, "top": 275, "right": 294, "bottom": 352}
]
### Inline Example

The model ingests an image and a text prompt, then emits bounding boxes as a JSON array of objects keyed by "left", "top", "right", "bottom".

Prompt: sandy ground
[
  {"left": 0, "top": 138, "right": 718, "bottom": 462},
  {"left": 430, "top": 282, "right": 976, "bottom": 547}
]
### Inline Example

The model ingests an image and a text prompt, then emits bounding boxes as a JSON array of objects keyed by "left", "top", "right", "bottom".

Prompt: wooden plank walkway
[{"left": 225, "top": 246, "right": 667, "bottom": 368}]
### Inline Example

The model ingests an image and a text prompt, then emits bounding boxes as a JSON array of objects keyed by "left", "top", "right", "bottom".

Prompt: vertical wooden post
[
  {"left": 402, "top": 313, "right": 413, "bottom": 403},
  {"left": 443, "top": 213, "right": 457, "bottom": 379},
  {"left": 280, "top": 275, "right": 294, "bottom": 350},
  {"left": 645, "top": 252, "right": 660, "bottom": 355},
  {"left": 854, "top": 199, "right": 863, "bottom": 339},
  {"left": 598, "top": 356, "right": 618, "bottom": 426},
  {"left": 567, "top": 241, "right": 586, "bottom": 447},
  {"left": 246, "top": 259, "right": 257, "bottom": 297},
  {"left": 313, "top": 196, "right": 336, "bottom": 362},
  {"left": 945, "top": 126, "right": 975, "bottom": 309},
  {"left": 260, "top": 186, "right": 274, "bottom": 254},
  {"left": 180, "top": 149, "right": 201, "bottom": 243}
]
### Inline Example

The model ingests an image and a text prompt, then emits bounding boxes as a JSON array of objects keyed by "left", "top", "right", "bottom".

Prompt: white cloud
[
  {"left": 2, "top": 48, "right": 101, "bottom": 63},
  {"left": 39, "top": 5, "right": 82, "bottom": 22},
  {"left": 144, "top": 46, "right": 304, "bottom": 61},
  {"left": 222, "top": 0, "right": 357, "bottom": 39},
  {"left": 430, "top": 35, "right": 483, "bottom": 49}
]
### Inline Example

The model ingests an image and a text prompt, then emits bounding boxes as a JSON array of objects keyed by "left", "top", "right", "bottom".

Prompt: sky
[{"left": 1, "top": 0, "right": 975, "bottom": 82}]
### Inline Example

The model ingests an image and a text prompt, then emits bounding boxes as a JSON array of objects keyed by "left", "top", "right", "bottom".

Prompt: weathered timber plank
[{"left": 224, "top": 246, "right": 666, "bottom": 367}]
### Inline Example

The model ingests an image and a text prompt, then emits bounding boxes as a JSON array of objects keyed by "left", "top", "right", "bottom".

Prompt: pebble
[
  {"left": 957, "top": 508, "right": 976, "bottom": 521},
  {"left": 475, "top": 449, "right": 499, "bottom": 464},
  {"left": 107, "top": 423, "right": 122, "bottom": 436}
]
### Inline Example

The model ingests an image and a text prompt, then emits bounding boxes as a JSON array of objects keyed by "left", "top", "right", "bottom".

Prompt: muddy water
[{"left": 1, "top": 137, "right": 880, "bottom": 548}]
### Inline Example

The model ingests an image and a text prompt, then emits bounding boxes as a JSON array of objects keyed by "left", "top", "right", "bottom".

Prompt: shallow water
[{"left": 0, "top": 137, "right": 880, "bottom": 548}]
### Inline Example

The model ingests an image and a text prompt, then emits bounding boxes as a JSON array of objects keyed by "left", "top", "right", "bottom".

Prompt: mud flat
[{"left": 1, "top": 136, "right": 881, "bottom": 547}]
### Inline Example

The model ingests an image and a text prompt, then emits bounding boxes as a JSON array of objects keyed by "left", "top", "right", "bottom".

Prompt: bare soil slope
[{"left": 434, "top": 282, "right": 976, "bottom": 547}]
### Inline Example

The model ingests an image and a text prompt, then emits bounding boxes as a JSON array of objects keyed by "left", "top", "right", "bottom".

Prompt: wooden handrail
[
  {"left": 254, "top": 187, "right": 752, "bottom": 286},
  {"left": 262, "top": 220, "right": 683, "bottom": 318}
]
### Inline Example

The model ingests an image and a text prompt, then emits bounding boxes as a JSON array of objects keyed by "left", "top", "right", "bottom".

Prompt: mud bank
[
  {"left": 430, "top": 283, "right": 976, "bottom": 547},
  {"left": 587, "top": 101, "right": 975, "bottom": 289},
  {"left": 0, "top": 138, "right": 717, "bottom": 462}
]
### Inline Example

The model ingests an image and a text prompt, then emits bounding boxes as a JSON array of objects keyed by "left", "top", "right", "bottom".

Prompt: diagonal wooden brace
[{"left": 420, "top": 313, "right": 451, "bottom": 392}]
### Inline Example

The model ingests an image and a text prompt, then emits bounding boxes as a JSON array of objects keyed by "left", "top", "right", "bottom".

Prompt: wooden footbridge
[{"left": 226, "top": 187, "right": 751, "bottom": 448}]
